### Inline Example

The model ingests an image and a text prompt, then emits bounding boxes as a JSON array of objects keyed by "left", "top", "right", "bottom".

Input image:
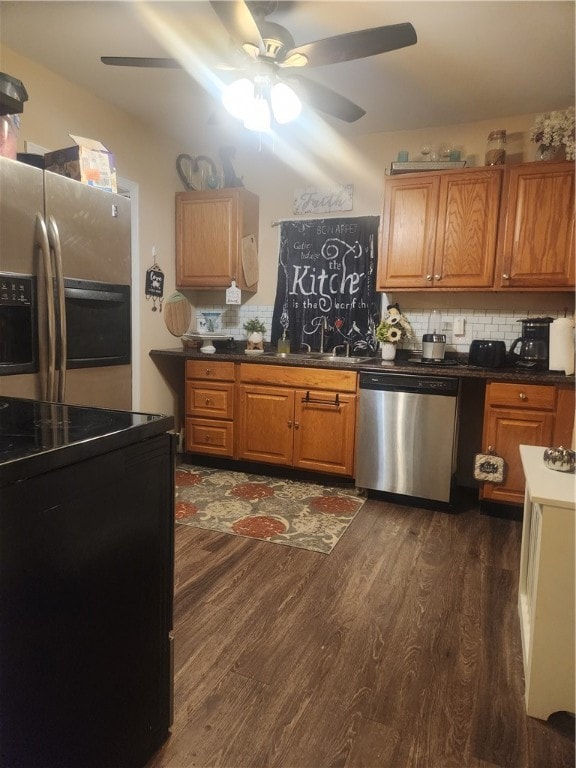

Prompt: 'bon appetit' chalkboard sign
[{"left": 271, "top": 216, "right": 380, "bottom": 354}]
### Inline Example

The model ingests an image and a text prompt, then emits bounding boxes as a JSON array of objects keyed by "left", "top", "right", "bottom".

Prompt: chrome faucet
[
  {"left": 300, "top": 342, "right": 312, "bottom": 353},
  {"left": 332, "top": 342, "right": 350, "bottom": 357}
]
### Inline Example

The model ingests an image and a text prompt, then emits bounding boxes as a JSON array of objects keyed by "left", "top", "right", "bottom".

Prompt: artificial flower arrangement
[
  {"left": 529, "top": 107, "right": 575, "bottom": 161},
  {"left": 375, "top": 303, "right": 413, "bottom": 345}
]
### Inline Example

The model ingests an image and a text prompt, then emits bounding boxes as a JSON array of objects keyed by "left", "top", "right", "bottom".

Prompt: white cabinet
[{"left": 518, "top": 445, "right": 575, "bottom": 720}]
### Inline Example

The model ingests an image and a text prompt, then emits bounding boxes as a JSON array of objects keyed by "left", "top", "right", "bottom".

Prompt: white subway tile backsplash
[{"left": 194, "top": 305, "right": 568, "bottom": 353}]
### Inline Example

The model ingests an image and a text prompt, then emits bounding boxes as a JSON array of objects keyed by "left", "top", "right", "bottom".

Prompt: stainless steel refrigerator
[{"left": 0, "top": 156, "right": 132, "bottom": 409}]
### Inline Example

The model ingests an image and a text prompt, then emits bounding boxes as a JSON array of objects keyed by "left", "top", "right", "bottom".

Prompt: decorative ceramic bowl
[{"left": 543, "top": 446, "right": 576, "bottom": 473}]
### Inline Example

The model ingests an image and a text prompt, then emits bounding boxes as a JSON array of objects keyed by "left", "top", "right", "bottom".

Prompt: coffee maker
[{"left": 509, "top": 317, "right": 553, "bottom": 370}]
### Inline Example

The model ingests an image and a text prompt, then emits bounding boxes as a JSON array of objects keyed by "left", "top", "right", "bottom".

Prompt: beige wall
[{"left": 3, "top": 46, "right": 572, "bottom": 421}]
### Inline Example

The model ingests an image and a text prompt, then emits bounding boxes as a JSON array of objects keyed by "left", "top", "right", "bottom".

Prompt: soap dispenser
[{"left": 277, "top": 330, "right": 290, "bottom": 354}]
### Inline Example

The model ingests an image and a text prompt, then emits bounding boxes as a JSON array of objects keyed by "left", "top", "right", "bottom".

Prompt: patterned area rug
[{"left": 175, "top": 465, "right": 366, "bottom": 554}]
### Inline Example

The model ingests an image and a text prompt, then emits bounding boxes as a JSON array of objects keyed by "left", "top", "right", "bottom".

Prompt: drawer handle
[
  {"left": 302, "top": 391, "right": 340, "bottom": 407},
  {"left": 519, "top": 392, "right": 527, "bottom": 400},
  {"left": 502, "top": 273, "right": 510, "bottom": 280},
  {"left": 205, "top": 398, "right": 212, "bottom": 406}
]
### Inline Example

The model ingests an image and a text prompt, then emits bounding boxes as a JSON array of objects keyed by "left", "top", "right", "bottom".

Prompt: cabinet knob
[
  {"left": 204, "top": 434, "right": 211, "bottom": 443},
  {"left": 426, "top": 274, "right": 432, "bottom": 281},
  {"left": 519, "top": 392, "right": 527, "bottom": 400},
  {"left": 487, "top": 445, "right": 494, "bottom": 453},
  {"left": 205, "top": 398, "right": 211, "bottom": 406},
  {"left": 502, "top": 273, "right": 509, "bottom": 280},
  {"left": 434, "top": 274, "right": 441, "bottom": 281},
  {"left": 205, "top": 369, "right": 212, "bottom": 376},
  {"left": 294, "top": 421, "right": 300, "bottom": 429},
  {"left": 287, "top": 420, "right": 292, "bottom": 428}
]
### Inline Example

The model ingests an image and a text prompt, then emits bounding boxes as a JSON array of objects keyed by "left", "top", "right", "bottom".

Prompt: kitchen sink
[{"left": 263, "top": 352, "right": 374, "bottom": 364}]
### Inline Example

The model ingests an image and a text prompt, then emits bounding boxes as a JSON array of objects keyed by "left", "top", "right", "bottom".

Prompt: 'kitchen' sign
[{"left": 271, "top": 216, "right": 380, "bottom": 355}]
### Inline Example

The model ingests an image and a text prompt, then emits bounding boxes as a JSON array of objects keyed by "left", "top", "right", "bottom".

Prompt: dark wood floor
[{"left": 148, "top": 493, "right": 575, "bottom": 768}]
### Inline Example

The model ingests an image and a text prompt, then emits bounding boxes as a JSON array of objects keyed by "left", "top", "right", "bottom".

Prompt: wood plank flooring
[{"left": 147, "top": 494, "right": 575, "bottom": 768}]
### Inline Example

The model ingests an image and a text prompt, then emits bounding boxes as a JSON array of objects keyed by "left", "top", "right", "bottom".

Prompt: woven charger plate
[{"left": 164, "top": 292, "right": 192, "bottom": 337}]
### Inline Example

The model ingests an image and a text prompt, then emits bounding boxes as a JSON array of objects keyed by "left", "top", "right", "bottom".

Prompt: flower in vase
[{"left": 375, "top": 304, "right": 412, "bottom": 345}]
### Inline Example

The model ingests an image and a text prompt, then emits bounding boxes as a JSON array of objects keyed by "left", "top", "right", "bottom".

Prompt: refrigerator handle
[
  {"left": 35, "top": 213, "right": 56, "bottom": 401},
  {"left": 48, "top": 215, "right": 67, "bottom": 403}
]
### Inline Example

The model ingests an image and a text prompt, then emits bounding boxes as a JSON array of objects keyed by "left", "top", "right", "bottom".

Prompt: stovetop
[{"left": 0, "top": 397, "right": 173, "bottom": 484}]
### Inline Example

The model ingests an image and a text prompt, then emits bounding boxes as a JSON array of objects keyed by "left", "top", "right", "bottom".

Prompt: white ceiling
[{"left": 1, "top": 1, "right": 574, "bottom": 147}]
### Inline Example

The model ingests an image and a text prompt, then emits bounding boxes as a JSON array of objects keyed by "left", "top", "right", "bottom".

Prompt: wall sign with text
[{"left": 293, "top": 185, "right": 353, "bottom": 215}]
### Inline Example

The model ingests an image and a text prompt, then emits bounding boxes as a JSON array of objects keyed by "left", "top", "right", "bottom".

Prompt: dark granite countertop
[{"left": 150, "top": 347, "right": 574, "bottom": 386}]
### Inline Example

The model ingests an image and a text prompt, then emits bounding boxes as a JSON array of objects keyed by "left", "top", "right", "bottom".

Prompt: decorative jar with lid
[{"left": 485, "top": 130, "right": 506, "bottom": 165}]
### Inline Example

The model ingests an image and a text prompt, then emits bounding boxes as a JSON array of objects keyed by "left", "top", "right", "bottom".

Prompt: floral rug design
[{"left": 175, "top": 465, "right": 366, "bottom": 554}]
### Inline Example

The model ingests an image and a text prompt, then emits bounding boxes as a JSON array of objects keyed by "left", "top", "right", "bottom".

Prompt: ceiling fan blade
[
  {"left": 101, "top": 56, "right": 181, "bottom": 68},
  {"left": 209, "top": 0, "right": 265, "bottom": 56},
  {"left": 287, "top": 75, "right": 365, "bottom": 123},
  {"left": 281, "top": 23, "right": 417, "bottom": 69}
]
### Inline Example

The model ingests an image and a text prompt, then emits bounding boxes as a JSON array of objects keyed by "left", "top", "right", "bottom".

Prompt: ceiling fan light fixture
[
  {"left": 222, "top": 77, "right": 254, "bottom": 120},
  {"left": 243, "top": 91, "right": 271, "bottom": 132},
  {"left": 270, "top": 82, "right": 302, "bottom": 124}
]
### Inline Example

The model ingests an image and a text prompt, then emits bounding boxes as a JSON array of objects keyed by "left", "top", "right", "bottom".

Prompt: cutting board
[{"left": 164, "top": 292, "right": 192, "bottom": 337}]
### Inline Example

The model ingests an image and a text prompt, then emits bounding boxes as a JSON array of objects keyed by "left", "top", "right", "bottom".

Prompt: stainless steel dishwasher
[{"left": 355, "top": 371, "right": 460, "bottom": 503}]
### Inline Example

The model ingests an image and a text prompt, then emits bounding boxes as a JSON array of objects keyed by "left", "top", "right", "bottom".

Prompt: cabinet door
[
  {"left": 378, "top": 175, "right": 439, "bottom": 289},
  {"left": 237, "top": 385, "right": 295, "bottom": 465},
  {"left": 293, "top": 390, "right": 356, "bottom": 476},
  {"left": 496, "top": 162, "right": 575, "bottom": 289},
  {"left": 481, "top": 408, "right": 554, "bottom": 504},
  {"left": 433, "top": 169, "right": 501, "bottom": 287},
  {"left": 176, "top": 192, "right": 237, "bottom": 288}
]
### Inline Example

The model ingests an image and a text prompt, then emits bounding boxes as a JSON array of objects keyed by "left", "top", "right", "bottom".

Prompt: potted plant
[
  {"left": 243, "top": 318, "right": 266, "bottom": 351},
  {"left": 375, "top": 304, "right": 412, "bottom": 360}
]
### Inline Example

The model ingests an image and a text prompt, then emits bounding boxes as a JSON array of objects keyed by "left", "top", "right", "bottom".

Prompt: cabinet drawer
[
  {"left": 186, "top": 360, "right": 236, "bottom": 381},
  {"left": 487, "top": 382, "right": 556, "bottom": 410},
  {"left": 185, "top": 417, "right": 234, "bottom": 457},
  {"left": 239, "top": 363, "right": 357, "bottom": 392},
  {"left": 186, "top": 382, "right": 234, "bottom": 419}
]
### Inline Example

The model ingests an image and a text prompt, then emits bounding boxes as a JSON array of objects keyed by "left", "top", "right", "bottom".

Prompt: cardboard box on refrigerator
[{"left": 44, "top": 134, "right": 117, "bottom": 192}]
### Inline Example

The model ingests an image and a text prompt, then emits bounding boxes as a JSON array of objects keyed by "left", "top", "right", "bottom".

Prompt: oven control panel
[{"left": 0, "top": 273, "right": 34, "bottom": 306}]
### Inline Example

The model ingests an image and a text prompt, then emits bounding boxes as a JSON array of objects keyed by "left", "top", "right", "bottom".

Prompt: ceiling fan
[{"left": 101, "top": 0, "right": 417, "bottom": 126}]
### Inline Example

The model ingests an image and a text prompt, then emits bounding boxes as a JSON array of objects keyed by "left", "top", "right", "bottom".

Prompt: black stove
[{"left": 0, "top": 397, "right": 173, "bottom": 485}]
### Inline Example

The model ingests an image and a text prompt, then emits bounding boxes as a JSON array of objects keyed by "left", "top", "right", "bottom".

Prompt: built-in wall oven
[
  {"left": 64, "top": 278, "right": 131, "bottom": 368},
  {"left": 355, "top": 371, "right": 460, "bottom": 504}
]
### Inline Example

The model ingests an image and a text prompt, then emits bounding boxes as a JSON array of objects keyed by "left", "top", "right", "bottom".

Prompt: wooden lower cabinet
[
  {"left": 185, "top": 360, "right": 236, "bottom": 457},
  {"left": 237, "top": 364, "right": 357, "bottom": 476},
  {"left": 480, "top": 381, "right": 574, "bottom": 505}
]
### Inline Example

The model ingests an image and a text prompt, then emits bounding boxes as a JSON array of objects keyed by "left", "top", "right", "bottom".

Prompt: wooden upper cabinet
[
  {"left": 433, "top": 170, "right": 501, "bottom": 287},
  {"left": 496, "top": 161, "right": 575, "bottom": 290},
  {"left": 378, "top": 174, "right": 439, "bottom": 289},
  {"left": 377, "top": 168, "right": 502, "bottom": 290},
  {"left": 176, "top": 188, "right": 259, "bottom": 291}
]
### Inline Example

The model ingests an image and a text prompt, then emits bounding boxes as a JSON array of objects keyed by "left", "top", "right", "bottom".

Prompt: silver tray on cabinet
[{"left": 389, "top": 161, "right": 467, "bottom": 175}]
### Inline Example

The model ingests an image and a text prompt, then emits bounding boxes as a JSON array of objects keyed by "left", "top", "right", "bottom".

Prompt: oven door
[{"left": 64, "top": 279, "right": 131, "bottom": 368}]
